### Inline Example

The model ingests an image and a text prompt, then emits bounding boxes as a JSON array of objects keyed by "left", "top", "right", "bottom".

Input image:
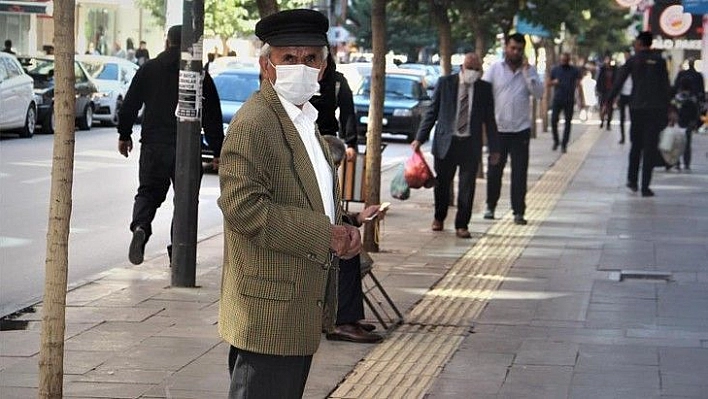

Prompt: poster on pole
[{"left": 175, "top": 70, "right": 202, "bottom": 122}]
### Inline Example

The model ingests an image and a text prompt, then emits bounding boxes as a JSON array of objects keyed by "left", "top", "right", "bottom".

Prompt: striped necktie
[{"left": 456, "top": 84, "right": 470, "bottom": 135}]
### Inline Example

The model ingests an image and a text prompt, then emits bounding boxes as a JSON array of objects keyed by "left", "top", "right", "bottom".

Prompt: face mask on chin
[{"left": 268, "top": 59, "right": 321, "bottom": 105}]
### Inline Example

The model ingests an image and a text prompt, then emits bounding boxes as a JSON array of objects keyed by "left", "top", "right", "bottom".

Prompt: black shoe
[
  {"left": 619, "top": 139, "right": 625, "bottom": 144},
  {"left": 552, "top": 142, "right": 559, "bottom": 151},
  {"left": 483, "top": 207, "right": 495, "bottom": 220},
  {"left": 513, "top": 215, "right": 528, "bottom": 225},
  {"left": 626, "top": 182, "right": 638, "bottom": 192},
  {"left": 641, "top": 189, "right": 654, "bottom": 197},
  {"left": 129, "top": 227, "right": 146, "bottom": 265},
  {"left": 561, "top": 145, "right": 567, "bottom": 153}
]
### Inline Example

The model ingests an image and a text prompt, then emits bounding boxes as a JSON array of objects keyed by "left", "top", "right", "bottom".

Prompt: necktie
[{"left": 456, "top": 84, "right": 470, "bottom": 135}]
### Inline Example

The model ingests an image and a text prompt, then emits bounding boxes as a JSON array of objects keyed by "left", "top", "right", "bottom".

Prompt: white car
[
  {"left": 0, "top": 52, "right": 36, "bottom": 138},
  {"left": 77, "top": 55, "right": 139, "bottom": 126}
]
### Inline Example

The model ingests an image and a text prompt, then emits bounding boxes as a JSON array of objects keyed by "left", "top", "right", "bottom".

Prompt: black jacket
[
  {"left": 609, "top": 49, "right": 670, "bottom": 111},
  {"left": 311, "top": 70, "right": 358, "bottom": 148},
  {"left": 118, "top": 46, "right": 224, "bottom": 157}
]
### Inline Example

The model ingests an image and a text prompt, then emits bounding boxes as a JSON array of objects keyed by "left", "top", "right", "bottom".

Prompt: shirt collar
[{"left": 278, "top": 94, "right": 319, "bottom": 126}]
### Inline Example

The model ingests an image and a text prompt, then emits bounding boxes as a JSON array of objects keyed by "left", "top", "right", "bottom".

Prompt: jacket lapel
[{"left": 260, "top": 81, "right": 325, "bottom": 215}]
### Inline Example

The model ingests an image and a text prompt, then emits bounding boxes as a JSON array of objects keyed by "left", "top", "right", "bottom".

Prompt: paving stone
[{"left": 514, "top": 339, "right": 578, "bottom": 366}]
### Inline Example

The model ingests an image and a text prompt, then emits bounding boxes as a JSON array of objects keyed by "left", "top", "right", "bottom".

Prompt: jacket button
[{"left": 307, "top": 253, "right": 316, "bottom": 260}]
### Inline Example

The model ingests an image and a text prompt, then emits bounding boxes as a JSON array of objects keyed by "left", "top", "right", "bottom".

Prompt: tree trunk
[
  {"left": 221, "top": 36, "right": 230, "bottom": 56},
  {"left": 431, "top": 1, "right": 451, "bottom": 75},
  {"left": 363, "top": 0, "right": 385, "bottom": 253},
  {"left": 38, "top": 0, "right": 76, "bottom": 397},
  {"left": 256, "top": 0, "right": 278, "bottom": 17}
]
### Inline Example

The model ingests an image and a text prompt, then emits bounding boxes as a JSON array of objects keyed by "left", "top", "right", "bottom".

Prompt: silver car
[
  {"left": 77, "top": 55, "right": 139, "bottom": 126},
  {"left": 0, "top": 52, "right": 36, "bottom": 138}
]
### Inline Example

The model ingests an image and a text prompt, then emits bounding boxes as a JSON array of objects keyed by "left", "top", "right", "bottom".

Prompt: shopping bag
[
  {"left": 658, "top": 125, "right": 686, "bottom": 165},
  {"left": 390, "top": 164, "right": 410, "bottom": 200},
  {"left": 403, "top": 151, "right": 435, "bottom": 189}
]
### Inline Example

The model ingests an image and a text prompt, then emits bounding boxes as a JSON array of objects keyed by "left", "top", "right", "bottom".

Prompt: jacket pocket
[{"left": 239, "top": 275, "right": 294, "bottom": 301}]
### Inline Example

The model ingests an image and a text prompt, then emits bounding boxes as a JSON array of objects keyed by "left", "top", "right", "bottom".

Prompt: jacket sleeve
[
  {"left": 483, "top": 83, "right": 500, "bottom": 154},
  {"left": 202, "top": 71, "right": 224, "bottom": 157},
  {"left": 336, "top": 74, "right": 358, "bottom": 148},
  {"left": 415, "top": 77, "right": 442, "bottom": 143},
  {"left": 117, "top": 65, "right": 146, "bottom": 140}
]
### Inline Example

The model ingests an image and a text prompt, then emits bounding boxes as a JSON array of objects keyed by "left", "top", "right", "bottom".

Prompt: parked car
[
  {"left": 201, "top": 68, "right": 260, "bottom": 165},
  {"left": 0, "top": 52, "right": 36, "bottom": 138},
  {"left": 397, "top": 63, "right": 441, "bottom": 89},
  {"left": 353, "top": 70, "right": 432, "bottom": 142},
  {"left": 77, "top": 55, "right": 139, "bottom": 126},
  {"left": 18, "top": 55, "right": 98, "bottom": 134},
  {"left": 207, "top": 56, "right": 259, "bottom": 76}
]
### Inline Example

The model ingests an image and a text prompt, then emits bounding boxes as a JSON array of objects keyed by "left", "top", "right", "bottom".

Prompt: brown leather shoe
[
  {"left": 326, "top": 324, "right": 383, "bottom": 343},
  {"left": 431, "top": 219, "right": 444, "bottom": 231},
  {"left": 357, "top": 321, "right": 376, "bottom": 332},
  {"left": 455, "top": 228, "right": 472, "bottom": 238}
]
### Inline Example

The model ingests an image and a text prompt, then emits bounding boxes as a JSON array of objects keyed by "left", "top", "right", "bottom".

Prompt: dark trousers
[
  {"left": 683, "top": 127, "right": 692, "bottom": 168},
  {"left": 336, "top": 254, "right": 365, "bottom": 325},
  {"left": 487, "top": 129, "right": 530, "bottom": 216},
  {"left": 618, "top": 95, "right": 631, "bottom": 140},
  {"left": 551, "top": 100, "right": 574, "bottom": 146},
  {"left": 228, "top": 346, "right": 312, "bottom": 399},
  {"left": 628, "top": 109, "right": 666, "bottom": 190},
  {"left": 433, "top": 136, "right": 480, "bottom": 230}
]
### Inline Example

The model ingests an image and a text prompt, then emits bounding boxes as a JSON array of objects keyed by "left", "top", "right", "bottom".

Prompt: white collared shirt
[
  {"left": 482, "top": 60, "right": 543, "bottom": 132},
  {"left": 278, "top": 95, "right": 336, "bottom": 223},
  {"left": 455, "top": 73, "right": 474, "bottom": 137}
]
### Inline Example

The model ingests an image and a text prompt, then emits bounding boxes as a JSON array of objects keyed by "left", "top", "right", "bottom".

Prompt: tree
[
  {"left": 38, "top": 0, "right": 76, "bottom": 397},
  {"left": 205, "top": 0, "right": 258, "bottom": 55},
  {"left": 363, "top": 0, "right": 385, "bottom": 252},
  {"left": 135, "top": 0, "right": 166, "bottom": 26},
  {"left": 256, "top": 0, "right": 279, "bottom": 16}
]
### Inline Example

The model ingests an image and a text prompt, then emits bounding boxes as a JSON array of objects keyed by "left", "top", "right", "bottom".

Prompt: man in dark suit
[{"left": 411, "top": 52, "right": 500, "bottom": 238}]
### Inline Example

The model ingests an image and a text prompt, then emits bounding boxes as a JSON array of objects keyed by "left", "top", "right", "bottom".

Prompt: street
[{"left": 0, "top": 127, "right": 418, "bottom": 318}]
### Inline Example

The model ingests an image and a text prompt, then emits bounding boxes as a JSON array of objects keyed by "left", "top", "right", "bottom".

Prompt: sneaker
[
  {"left": 483, "top": 208, "right": 495, "bottom": 220},
  {"left": 129, "top": 227, "right": 146, "bottom": 265},
  {"left": 513, "top": 215, "right": 528, "bottom": 225}
]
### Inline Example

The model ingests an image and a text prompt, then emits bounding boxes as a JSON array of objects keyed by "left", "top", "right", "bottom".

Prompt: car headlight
[
  {"left": 92, "top": 92, "right": 110, "bottom": 100},
  {"left": 393, "top": 109, "right": 412, "bottom": 117}
]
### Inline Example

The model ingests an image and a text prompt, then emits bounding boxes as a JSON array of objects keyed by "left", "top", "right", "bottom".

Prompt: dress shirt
[
  {"left": 482, "top": 60, "right": 543, "bottom": 132},
  {"left": 454, "top": 74, "right": 474, "bottom": 137},
  {"left": 278, "top": 94, "right": 336, "bottom": 223}
]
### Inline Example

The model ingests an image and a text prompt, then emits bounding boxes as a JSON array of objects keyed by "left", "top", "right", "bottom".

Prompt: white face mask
[
  {"left": 268, "top": 59, "right": 321, "bottom": 105},
  {"left": 462, "top": 69, "right": 480, "bottom": 85}
]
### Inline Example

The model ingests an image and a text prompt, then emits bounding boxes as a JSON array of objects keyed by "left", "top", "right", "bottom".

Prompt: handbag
[
  {"left": 403, "top": 150, "right": 435, "bottom": 189},
  {"left": 390, "top": 164, "right": 410, "bottom": 200}
]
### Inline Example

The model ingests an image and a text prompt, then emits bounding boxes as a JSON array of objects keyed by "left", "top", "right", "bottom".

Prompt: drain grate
[{"left": 608, "top": 270, "right": 673, "bottom": 282}]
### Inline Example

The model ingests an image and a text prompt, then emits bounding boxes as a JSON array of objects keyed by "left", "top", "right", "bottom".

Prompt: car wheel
[
  {"left": 41, "top": 106, "right": 55, "bottom": 134},
  {"left": 19, "top": 105, "right": 36, "bottom": 138},
  {"left": 77, "top": 105, "right": 93, "bottom": 130}
]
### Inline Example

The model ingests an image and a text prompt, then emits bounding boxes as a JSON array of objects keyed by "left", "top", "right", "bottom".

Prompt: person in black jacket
[
  {"left": 311, "top": 52, "right": 359, "bottom": 161},
  {"left": 609, "top": 31, "right": 670, "bottom": 197},
  {"left": 117, "top": 25, "right": 224, "bottom": 265}
]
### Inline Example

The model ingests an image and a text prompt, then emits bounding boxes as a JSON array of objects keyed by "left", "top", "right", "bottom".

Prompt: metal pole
[{"left": 172, "top": 0, "right": 204, "bottom": 287}]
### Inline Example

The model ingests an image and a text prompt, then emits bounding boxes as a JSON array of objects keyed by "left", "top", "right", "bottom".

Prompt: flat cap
[{"left": 255, "top": 9, "right": 329, "bottom": 47}]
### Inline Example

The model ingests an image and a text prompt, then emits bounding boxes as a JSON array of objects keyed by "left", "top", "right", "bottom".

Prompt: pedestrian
[
  {"left": 2, "top": 39, "right": 15, "bottom": 54},
  {"left": 311, "top": 52, "right": 359, "bottom": 161},
  {"left": 111, "top": 41, "right": 126, "bottom": 58},
  {"left": 322, "top": 136, "right": 384, "bottom": 344},
  {"left": 547, "top": 52, "right": 584, "bottom": 153},
  {"left": 117, "top": 25, "right": 224, "bottom": 265},
  {"left": 217, "top": 9, "right": 361, "bottom": 399},
  {"left": 617, "top": 50, "right": 633, "bottom": 144},
  {"left": 596, "top": 55, "right": 616, "bottom": 130},
  {"left": 674, "top": 57, "right": 705, "bottom": 108},
  {"left": 609, "top": 31, "right": 671, "bottom": 197},
  {"left": 671, "top": 77, "right": 699, "bottom": 170},
  {"left": 411, "top": 52, "right": 500, "bottom": 238},
  {"left": 482, "top": 33, "right": 543, "bottom": 225},
  {"left": 135, "top": 40, "right": 150, "bottom": 66},
  {"left": 204, "top": 52, "right": 215, "bottom": 73}
]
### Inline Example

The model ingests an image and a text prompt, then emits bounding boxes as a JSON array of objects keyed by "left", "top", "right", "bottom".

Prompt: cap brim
[{"left": 265, "top": 33, "right": 328, "bottom": 47}]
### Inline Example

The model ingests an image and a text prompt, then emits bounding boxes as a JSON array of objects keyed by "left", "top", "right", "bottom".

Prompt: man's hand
[
  {"left": 118, "top": 139, "right": 133, "bottom": 158},
  {"left": 410, "top": 140, "right": 421, "bottom": 152},
  {"left": 330, "top": 224, "right": 362, "bottom": 260},
  {"left": 488, "top": 152, "right": 501, "bottom": 166},
  {"left": 345, "top": 147, "right": 356, "bottom": 162},
  {"left": 212, "top": 157, "right": 220, "bottom": 172}
]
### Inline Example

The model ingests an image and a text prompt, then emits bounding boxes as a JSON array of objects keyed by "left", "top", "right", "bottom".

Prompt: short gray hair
[{"left": 260, "top": 43, "right": 329, "bottom": 60}]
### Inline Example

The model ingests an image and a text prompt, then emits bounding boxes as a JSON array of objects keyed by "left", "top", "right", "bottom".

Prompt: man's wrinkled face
[{"left": 260, "top": 46, "right": 326, "bottom": 83}]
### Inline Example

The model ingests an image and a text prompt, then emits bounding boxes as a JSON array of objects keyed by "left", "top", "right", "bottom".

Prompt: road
[{"left": 0, "top": 127, "right": 419, "bottom": 318}]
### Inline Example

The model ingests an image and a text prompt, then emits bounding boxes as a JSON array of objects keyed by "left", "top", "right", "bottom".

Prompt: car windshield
[
  {"left": 83, "top": 61, "right": 118, "bottom": 80},
  {"left": 213, "top": 73, "right": 260, "bottom": 102},
  {"left": 22, "top": 58, "right": 54, "bottom": 77},
  {"left": 357, "top": 76, "right": 420, "bottom": 99}
]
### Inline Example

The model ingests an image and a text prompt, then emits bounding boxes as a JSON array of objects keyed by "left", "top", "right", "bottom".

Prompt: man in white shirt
[{"left": 482, "top": 33, "right": 543, "bottom": 225}]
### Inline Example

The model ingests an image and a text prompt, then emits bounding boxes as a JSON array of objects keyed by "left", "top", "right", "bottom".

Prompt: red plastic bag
[{"left": 404, "top": 150, "right": 435, "bottom": 189}]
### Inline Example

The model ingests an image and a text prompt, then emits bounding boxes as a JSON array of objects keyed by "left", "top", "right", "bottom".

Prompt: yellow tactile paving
[{"left": 329, "top": 128, "right": 603, "bottom": 399}]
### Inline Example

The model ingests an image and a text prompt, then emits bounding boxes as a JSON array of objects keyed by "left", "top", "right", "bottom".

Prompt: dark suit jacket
[
  {"left": 415, "top": 73, "right": 499, "bottom": 160},
  {"left": 218, "top": 80, "right": 343, "bottom": 356}
]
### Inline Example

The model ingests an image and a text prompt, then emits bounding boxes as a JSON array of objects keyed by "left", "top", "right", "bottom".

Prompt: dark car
[
  {"left": 18, "top": 56, "right": 98, "bottom": 134},
  {"left": 353, "top": 71, "right": 432, "bottom": 142},
  {"left": 201, "top": 68, "right": 260, "bottom": 164}
]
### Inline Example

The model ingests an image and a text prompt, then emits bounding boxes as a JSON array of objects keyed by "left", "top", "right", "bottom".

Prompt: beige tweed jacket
[{"left": 217, "top": 80, "right": 343, "bottom": 356}]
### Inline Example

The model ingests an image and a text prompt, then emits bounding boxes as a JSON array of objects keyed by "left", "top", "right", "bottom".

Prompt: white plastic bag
[{"left": 658, "top": 125, "right": 686, "bottom": 165}]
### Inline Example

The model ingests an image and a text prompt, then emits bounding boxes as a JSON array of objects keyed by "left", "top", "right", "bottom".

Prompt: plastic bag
[
  {"left": 404, "top": 151, "right": 436, "bottom": 189},
  {"left": 658, "top": 125, "right": 686, "bottom": 165},
  {"left": 390, "top": 164, "right": 410, "bottom": 200}
]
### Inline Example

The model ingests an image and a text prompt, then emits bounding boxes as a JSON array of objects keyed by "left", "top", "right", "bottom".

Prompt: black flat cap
[{"left": 255, "top": 9, "right": 329, "bottom": 47}]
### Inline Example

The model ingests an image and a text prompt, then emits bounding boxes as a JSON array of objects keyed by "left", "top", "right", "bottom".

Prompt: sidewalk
[{"left": 1, "top": 117, "right": 707, "bottom": 398}]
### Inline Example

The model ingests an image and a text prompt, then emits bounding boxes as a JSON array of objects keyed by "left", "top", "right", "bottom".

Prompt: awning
[{"left": 0, "top": 1, "right": 52, "bottom": 15}]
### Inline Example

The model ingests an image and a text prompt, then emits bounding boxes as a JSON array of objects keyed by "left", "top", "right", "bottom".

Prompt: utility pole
[{"left": 172, "top": 0, "right": 204, "bottom": 287}]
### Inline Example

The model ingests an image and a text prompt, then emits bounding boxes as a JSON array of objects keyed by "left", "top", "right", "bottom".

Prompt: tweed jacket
[
  {"left": 415, "top": 74, "right": 499, "bottom": 160},
  {"left": 218, "top": 80, "right": 343, "bottom": 356}
]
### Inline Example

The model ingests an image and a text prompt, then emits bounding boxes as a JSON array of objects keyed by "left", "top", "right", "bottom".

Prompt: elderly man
[{"left": 217, "top": 9, "right": 361, "bottom": 398}]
